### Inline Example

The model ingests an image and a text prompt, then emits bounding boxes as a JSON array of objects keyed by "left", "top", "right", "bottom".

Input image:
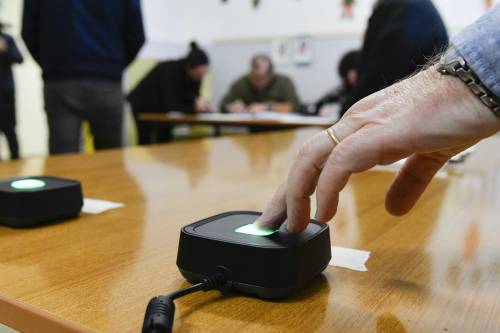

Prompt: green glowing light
[
  {"left": 10, "top": 179, "right": 47, "bottom": 190},
  {"left": 235, "top": 223, "right": 276, "bottom": 236}
]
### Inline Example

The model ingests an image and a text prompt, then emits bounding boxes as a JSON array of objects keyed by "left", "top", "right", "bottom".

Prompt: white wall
[
  {"left": 142, "top": 0, "right": 374, "bottom": 43},
  {"left": 142, "top": 0, "right": 499, "bottom": 43},
  {"left": 1, "top": 0, "right": 498, "bottom": 158}
]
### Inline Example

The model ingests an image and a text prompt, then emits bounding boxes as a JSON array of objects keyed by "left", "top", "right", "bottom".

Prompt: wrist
[
  {"left": 438, "top": 46, "right": 500, "bottom": 119},
  {"left": 427, "top": 64, "right": 500, "bottom": 134}
]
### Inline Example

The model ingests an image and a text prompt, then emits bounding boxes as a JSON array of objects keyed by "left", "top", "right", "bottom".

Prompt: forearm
[
  {"left": 317, "top": 90, "right": 340, "bottom": 106},
  {"left": 220, "top": 94, "right": 240, "bottom": 113},
  {"left": 220, "top": 101, "right": 231, "bottom": 113},
  {"left": 163, "top": 102, "right": 196, "bottom": 114},
  {"left": 5, "top": 41, "right": 23, "bottom": 64}
]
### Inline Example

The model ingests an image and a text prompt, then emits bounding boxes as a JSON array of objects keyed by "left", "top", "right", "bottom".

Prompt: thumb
[{"left": 385, "top": 153, "right": 448, "bottom": 216}]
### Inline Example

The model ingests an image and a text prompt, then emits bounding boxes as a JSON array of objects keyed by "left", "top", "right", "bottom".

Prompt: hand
[
  {"left": 0, "top": 37, "right": 7, "bottom": 53},
  {"left": 248, "top": 103, "right": 267, "bottom": 113},
  {"left": 273, "top": 102, "right": 293, "bottom": 113},
  {"left": 195, "top": 97, "right": 212, "bottom": 113},
  {"left": 257, "top": 66, "right": 500, "bottom": 232},
  {"left": 227, "top": 100, "right": 246, "bottom": 113}
]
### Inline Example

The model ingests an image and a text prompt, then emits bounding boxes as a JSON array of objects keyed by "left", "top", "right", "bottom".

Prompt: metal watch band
[{"left": 438, "top": 51, "right": 500, "bottom": 118}]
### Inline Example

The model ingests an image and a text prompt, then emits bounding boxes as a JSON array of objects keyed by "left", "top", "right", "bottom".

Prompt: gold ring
[{"left": 326, "top": 128, "right": 341, "bottom": 145}]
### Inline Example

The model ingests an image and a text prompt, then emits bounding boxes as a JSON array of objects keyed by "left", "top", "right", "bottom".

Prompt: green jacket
[{"left": 220, "top": 74, "right": 301, "bottom": 112}]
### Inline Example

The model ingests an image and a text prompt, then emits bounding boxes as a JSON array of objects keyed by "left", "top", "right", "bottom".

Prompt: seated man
[{"left": 220, "top": 54, "right": 300, "bottom": 113}]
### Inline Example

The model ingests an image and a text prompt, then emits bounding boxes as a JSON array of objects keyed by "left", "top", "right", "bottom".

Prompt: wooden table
[
  {"left": 1, "top": 128, "right": 500, "bottom": 332},
  {"left": 139, "top": 112, "right": 335, "bottom": 128}
]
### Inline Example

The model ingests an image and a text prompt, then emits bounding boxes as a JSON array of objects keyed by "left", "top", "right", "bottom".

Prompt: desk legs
[{"left": 214, "top": 125, "right": 221, "bottom": 137}]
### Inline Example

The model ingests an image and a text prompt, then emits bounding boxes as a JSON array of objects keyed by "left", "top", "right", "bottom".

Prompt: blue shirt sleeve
[
  {"left": 452, "top": 5, "right": 500, "bottom": 98},
  {"left": 6, "top": 36, "right": 24, "bottom": 64},
  {"left": 124, "top": 0, "right": 145, "bottom": 66}
]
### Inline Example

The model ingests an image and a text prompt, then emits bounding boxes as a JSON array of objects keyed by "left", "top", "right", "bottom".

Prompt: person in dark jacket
[
  {"left": 128, "top": 42, "right": 211, "bottom": 145},
  {"left": 0, "top": 23, "right": 23, "bottom": 160},
  {"left": 341, "top": 0, "right": 448, "bottom": 116},
  {"left": 302, "top": 50, "right": 360, "bottom": 116},
  {"left": 22, "top": 0, "right": 145, "bottom": 155}
]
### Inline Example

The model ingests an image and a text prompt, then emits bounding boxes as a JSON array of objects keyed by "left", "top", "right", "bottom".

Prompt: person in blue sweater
[
  {"left": 0, "top": 23, "right": 23, "bottom": 160},
  {"left": 22, "top": 0, "right": 145, "bottom": 155}
]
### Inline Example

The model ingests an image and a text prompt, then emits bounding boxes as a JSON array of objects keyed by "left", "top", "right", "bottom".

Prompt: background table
[{"left": 1, "top": 128, "right": 500, "bottom": 332}]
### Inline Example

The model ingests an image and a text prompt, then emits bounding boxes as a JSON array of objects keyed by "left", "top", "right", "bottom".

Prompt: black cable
[
  {"left": 142, "top": 272, "right": 228, "bottom": 333},
  {"left": 168, "top": 283, "right": 204, "bottom": 300}
]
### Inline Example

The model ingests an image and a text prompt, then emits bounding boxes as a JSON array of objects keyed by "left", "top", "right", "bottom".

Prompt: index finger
[
  {"left": 285, "top": 121, "right": 357, "bottom": 232},
  {"left": 257, "top": 118, "right": 360, "bottom": 231},
  {"left": 256, "top": 130, "right": 334, "bottom": 231}
]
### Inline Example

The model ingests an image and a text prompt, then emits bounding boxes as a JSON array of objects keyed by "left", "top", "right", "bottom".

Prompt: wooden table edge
[{"left": 0, "top": 294, "right": 94, "bottom": 333}]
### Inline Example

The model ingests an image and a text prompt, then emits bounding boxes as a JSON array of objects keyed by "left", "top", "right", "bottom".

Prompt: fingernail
[{"left": 314, "top": 211, "right": 323, "bottom": 223}]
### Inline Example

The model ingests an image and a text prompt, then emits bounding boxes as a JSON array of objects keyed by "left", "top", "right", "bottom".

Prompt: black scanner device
[
  {"left": 142, "top": 211, "right": 331, "bottom": 333},
  {"left": 0, "top": 176, "right": 83, "bottom": 228},
  {"left": 177, "top": 211, "right": 332, "bottom": 298}
]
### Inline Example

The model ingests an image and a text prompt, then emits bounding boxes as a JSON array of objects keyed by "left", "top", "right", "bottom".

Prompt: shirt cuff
[{"left": 452, "top": 5, "right": 500, "bottom": 99}]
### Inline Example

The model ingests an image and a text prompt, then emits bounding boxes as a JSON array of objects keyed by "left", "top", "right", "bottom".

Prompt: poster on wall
[
  {"left": 292, "top": 36, "right": 313, "bottom": 66},
  {"left": 341, "top": 0, "right": 356, "bottom": 19},
  {"left": 272, "top": 39, "right": 292, "bottom": 66}
]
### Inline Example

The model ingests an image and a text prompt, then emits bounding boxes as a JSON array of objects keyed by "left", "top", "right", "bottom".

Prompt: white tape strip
[{"left": 329, "top": 246, "right": 370, "bottom": 272}]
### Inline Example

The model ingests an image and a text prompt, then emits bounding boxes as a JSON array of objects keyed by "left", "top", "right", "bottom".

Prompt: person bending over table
[
  {"left": 256, "top": 6, "right": 500, "bottom": 233},
  {"left": 128, "top": 42, "right": 212, "bottom": 145},
  {"left": 220, "top": 54, "right": 301, "bottom": 114}
]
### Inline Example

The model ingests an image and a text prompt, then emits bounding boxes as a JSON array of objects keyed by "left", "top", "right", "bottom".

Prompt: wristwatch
[{"left": 437, "top": 46, "right": 500, "bottom": 118}]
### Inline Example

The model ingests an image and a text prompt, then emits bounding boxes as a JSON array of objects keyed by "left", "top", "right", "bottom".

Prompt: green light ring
[{"left": 10, "top": 179, "right": 47, "bottom": 190}]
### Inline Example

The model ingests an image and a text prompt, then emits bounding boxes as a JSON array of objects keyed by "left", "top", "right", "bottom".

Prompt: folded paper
[{"left": 329, "top": 246, "right": 370, "bottom": 272}]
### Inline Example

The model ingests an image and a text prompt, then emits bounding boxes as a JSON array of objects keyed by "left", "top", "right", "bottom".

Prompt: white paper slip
[
  {"left": 82, "top": 198, "right": 124, "bottom": 215},
  {"left": 329, "top": 246, "right": 371, "bottom": 272}
]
